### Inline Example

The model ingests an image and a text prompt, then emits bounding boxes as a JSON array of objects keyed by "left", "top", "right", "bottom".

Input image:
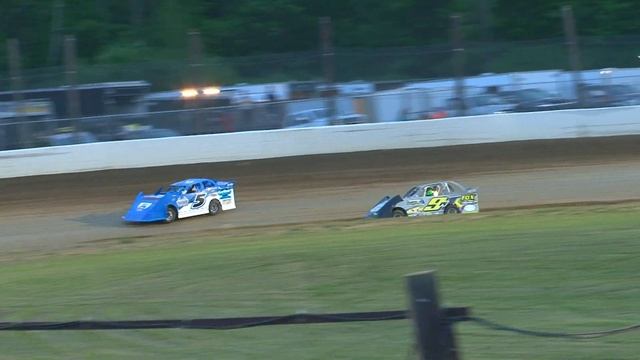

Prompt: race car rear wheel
[
  {"left": 392, "top": 209, "right": 407, "bottom": 217},
  {"left": 445, "top": 205, "right": 460, "bottom": 214},
  {"left": 165, "top": 206, "right": 178, "bottom": 223},
  {"left": 208, "top": 199, "right": 222, "bottom": 216}
]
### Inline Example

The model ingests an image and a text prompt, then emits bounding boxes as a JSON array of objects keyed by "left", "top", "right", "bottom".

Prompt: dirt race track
[{"left": 0, "top": 136, "right": 639, "bottom": 254}]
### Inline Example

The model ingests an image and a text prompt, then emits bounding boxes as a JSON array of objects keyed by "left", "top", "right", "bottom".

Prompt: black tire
[
  {"left": 208, "top": 199, "right": 222, "bottom": 216},
  {"left": 445, "top": 205, "right": 460, "bottom": 215},
  {"left": 392, "top": 209, "right": 406, "bottom": 217},
  {"left": 165, "top": 206, "right": 178, "bottom": 223}
]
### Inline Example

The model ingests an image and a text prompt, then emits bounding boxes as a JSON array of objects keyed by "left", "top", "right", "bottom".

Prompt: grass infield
[{"left": 0, "top": 204, "right": 638, "bottom": 359}]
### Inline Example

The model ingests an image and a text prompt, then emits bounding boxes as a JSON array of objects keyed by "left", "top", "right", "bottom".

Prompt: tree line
[{"left": 0, "top": 0, "right": 638, "bottom": 70}]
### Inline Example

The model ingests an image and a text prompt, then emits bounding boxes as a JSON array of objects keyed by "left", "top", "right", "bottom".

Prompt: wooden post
[
  {"left": 8, "top": 40, "right": 24, "bottom": 109},
  {"left": 8, "top": 39, "right": 29, "bottom": 149},
  {"left": 406, "top": 270, "right": 461, "bottom": 360},
  {"left": 47, "top": 0, "right": 65, "bottom": 66},
  {"left": 450, "top": 15, "right": 465, "bottom": 116},
  {"left": 319, "top": 17, "right": 336, "bottom": 124},
  {"left": 562, "top": 5, "right": 584, "bottom": 105},
  {"left": 64, "top": 35, "right": 80, "bottom": 120},
  {"left": 478, "top": 0, "right": 492, "bottom": 73},
  {"left": 187, "top": 30, "right": 204, "bottom": 134},
  {"left": 319, "top": 16, "right": 334, "bottom": 84},
  {"left": 188, "top": 30, "right": 204, "bottom": 84}
]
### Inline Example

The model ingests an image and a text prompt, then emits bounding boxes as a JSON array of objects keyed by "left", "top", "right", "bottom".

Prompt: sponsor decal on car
[
  {"left": 176, "top": 197, "right": 189, "bottom": 208},
  {"left": 218, "top": 189, "right": 232, "bottom": 200},
  {"left": 137, "top": 202, "right": 152, "bottom": 211}
]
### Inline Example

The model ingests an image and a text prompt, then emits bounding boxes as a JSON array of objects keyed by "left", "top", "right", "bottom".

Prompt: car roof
[
  {"left": 171, "top": 178, "right": 215, "bottom": 186},
  {"left": 412, "top": 183, "right": 437, "bottom": 190},
  {"left": 417, "top": 180, "right": 466, "bottom": 188},
  {"left": 417, "top": 180, "right": 445, "bottom": 186}
]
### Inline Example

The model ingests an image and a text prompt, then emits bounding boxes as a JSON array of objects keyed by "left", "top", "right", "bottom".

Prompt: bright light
[
  {"left": 202, "top": 86, "right": 221, "bottom": 95},
  {"left": 181, "top": 88, "right": 199, "bottom": 98}
]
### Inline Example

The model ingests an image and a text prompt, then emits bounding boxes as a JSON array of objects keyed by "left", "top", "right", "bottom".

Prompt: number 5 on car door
[{"left": 425, "top": 197, "right": 448, "bottom": 211}]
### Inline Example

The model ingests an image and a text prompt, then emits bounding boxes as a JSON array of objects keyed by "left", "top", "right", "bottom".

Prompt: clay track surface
[{"left": 0, "top": 136, "right": 639, "bottom": 253}]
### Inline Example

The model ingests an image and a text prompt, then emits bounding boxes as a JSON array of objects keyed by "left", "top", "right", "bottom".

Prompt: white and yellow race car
[{"left": 367, "top": 180, "right": 479, "bottom": 218}]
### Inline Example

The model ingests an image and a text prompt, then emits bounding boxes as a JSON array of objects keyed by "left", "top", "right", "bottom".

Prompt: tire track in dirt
[{"left": 0, "top": 136, "right": 638, "bottom": 253}]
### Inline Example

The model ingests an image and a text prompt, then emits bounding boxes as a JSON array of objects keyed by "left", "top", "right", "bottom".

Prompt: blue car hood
[{"left": 122, "top": 192, "right": 176, "bottom": 222}]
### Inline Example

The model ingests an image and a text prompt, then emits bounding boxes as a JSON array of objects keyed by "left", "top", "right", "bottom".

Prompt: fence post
[
  {"left": 47, "top": 0, "right": 65, "bottom": 66},
  {"left": 64, "top": 35, "right": 80, "bottom": 129},
  {"left": 478, "top": 0, "right": 492, "bottom": 73},
  {"left": 406, "top": 270, "right": 461, "bottom": 360},
  {"left": 450, "top": 15, "right": 465, "bottom": 117},
  {"left": 319, "top": 16, "right": 337, "bottom": 124},
  {"left": 319, "top": 16, "right": 334, "bottom": 85},
  {"left": 7, "top": 38, "right": 29, "bottom": 149},
  {"left": 187, "top": 30, "right": 204, "bottom": 134},
  {"left": 561, "top": 5, "right": 584, "bottom": 105},
  {"left": 188, "top": 30, "right": 204, "bottom": 85}
]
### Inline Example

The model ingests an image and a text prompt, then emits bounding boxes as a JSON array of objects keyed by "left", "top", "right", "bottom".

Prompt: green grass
[{"left": 0, "top": 205, "right": 639, "bottom": 359}]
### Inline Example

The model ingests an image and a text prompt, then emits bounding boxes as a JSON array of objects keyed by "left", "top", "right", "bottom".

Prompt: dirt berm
[{"left": 1, "top": 135, "right": 639, "bottom": 207}]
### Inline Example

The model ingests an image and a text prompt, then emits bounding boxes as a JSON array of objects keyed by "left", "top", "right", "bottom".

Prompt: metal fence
[
  {"left": 2, "top": 34, "right": 640, "bottom": 151},
  {"left": 0, "top": 97, "right": 337, "bottom": 150},
  {"left": 2, "top": 73, "right": 640, "bottom": 151}
]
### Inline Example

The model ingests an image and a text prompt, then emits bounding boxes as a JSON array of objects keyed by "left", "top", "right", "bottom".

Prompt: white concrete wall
[{"left": 1, "top": 106, "right": 639, "bottom": 179}]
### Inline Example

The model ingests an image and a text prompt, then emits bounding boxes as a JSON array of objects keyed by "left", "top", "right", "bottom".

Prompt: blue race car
[{"left": 122, "top": 178, "right": 236, "bottom": 223}]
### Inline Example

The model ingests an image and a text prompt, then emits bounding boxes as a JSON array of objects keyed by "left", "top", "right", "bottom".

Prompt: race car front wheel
[
  {"left": 208, "top": 199, "right": 222, "bottom": 216},
  {"left": 165, "top": 206, "right": 178, "bottom": 223}
]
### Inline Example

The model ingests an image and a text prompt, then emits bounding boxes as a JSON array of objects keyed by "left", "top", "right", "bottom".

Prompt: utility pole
[
  {"left": 8, "top": 39, "right": 29, "bottom": 149},
  {"left": 64, "top": 35, "right": 81, "bottom": 135},
  {"left": 187, "top": 30, "right": 204, "bottom": 134},
  {"left": 451, "top": 15, "right": 465, "bottom": 116},
  {"left": 479, "top": 0, "right": 492, "bottom": 73},
  {"left": 562, "top": 5, "right": 584, "bottom": 105},
  {"left": 188, "top": 30, "right": 204, "bottom": 85},
  {"left": 319, "top": 17, "right": 336, "bottom": 124},
  {"left": 47, "top": 0, "right": 65, "bottom": 66},
  {"left": 130, "top": 0, "right": 144, "bottom": 37},
  {"left": 8, "top": 40, "right": 24, "bottom": 99},
  {"left": 319, "top": 16, "right": 335, "bottom": 84}
]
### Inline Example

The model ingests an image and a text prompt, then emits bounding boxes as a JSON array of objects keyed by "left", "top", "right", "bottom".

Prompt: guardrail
[{"left": 1, "top": 106, "right": 639, "bottom": 179}]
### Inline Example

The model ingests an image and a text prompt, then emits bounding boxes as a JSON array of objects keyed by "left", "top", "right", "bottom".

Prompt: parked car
[
  {"left": 283, "top": 108, "right": 367, "bottom": 129},
  {"left": 579, "top": 84, "right": 640, "bottom": 108},
  {"left": 446, "top": 94, "right": 516, "bottom": 117},
  {"left": 116, "top": 124, "right": 181, "bottom": 140},
  {"left": 499, "top": 88, "right": 577, "bottom": 112},
  {"left": 46, "top": 128, "right": 97, "bottom": 146}
]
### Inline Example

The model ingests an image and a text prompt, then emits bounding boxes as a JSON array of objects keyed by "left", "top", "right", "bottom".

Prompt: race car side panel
[
  {"left": 218, "top": 188, "right": 236, "bottom": 211},
  {"left": 176, "top": 184, "right": 236, "bottom": 219},
  {"left": 452, "top": 192, "right": 480, "bottom": 213},
  {"left": 404, "top": 196, "right": 450, "bottom": 216},
  {"left": 176, "top": 192, "right": 209, "bottom": 219},
  {"left": 394, "top": 193, "right": 479, "bottom": 217}
]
